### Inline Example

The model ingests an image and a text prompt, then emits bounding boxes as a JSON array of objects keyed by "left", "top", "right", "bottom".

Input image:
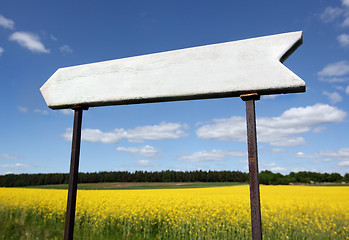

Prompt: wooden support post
[
  {"left": 64, "top": 107, "right": 87, "bottom": 240},
  {"left": 241, "top": 93, "right": 262, "bottom": 240}
]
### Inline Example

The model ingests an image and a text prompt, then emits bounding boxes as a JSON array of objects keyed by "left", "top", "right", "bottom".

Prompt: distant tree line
[
  {"left": 0, "top": 170, "right": 348, "bottom": 187},
  {"left": 0, "top": 170, "right": 247, "bottom": 187},
  {"left": 259, "top": 170, "right": 348, "bottom": 185}
]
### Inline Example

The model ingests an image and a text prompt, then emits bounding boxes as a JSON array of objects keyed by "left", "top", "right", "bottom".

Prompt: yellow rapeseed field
[{"left": 0, "top": 185, "right": 348, "bottom": 239}]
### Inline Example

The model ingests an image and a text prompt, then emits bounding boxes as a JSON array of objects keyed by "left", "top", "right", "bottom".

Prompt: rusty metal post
[
  {"left": 241, "top": 93, "right": 262, "bottom": 240},
  {"left": 64, "top": 107, "right": 87, "bottom": 240}
]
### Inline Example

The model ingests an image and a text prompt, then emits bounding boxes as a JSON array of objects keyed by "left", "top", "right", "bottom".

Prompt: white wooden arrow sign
[{"left": 40, "top": 31, "right": 305, "bottom": 109}]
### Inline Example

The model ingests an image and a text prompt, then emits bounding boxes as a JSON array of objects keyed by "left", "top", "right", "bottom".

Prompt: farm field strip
[
  {"left": 0, "top": 185, "right": 348, "bottom": 239},
  {"left": 26, "top": 181, "right": 247, "bottom": 190}
]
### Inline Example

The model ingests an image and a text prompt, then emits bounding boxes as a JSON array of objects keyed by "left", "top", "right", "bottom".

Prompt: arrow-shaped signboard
[
  {"left": 41, "top": 31, "right": 306, "bottom": 240},
  {"left": 41, "top": 31, "right": 305, "bottom": 109}
]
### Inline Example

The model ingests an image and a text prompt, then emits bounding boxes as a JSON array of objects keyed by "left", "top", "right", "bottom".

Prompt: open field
[
  {"left": 27, "top": 181, "right": 246, "bottom": 190},
  {"left": 26, "top": 181, "right": 349, "bottom": 190},
  {"left": 0, "top": 185, "right": 348, "bottom": 239}
]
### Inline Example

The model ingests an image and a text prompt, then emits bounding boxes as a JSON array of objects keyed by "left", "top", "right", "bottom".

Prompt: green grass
[
  {"left": 1, "top": 205, "right": 347, "bottom": 240},
  {"left": 0, "top": 206, "right": 250, "bottom": 240},
  {"left": 0, "top": 207, "right": 63, "bottom": 240},
  {"left": 26, "top": 182, "right": 247, "bottom": 190},
  {"left": 1, "top": 185, "right": 348, "bottom": 239}
]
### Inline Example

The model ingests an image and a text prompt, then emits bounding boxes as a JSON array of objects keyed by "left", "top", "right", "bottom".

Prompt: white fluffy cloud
[
  {"left": 322, "top": 91, "right": 343, "bottom": 104},
  {"left": 61, "top": 109, "right": 74, "bottom": 115},
  {"left": 320, "top": 1, "right": 349, "bottom": 27},
  {"left": 318, "top": 61, "right": 349, "bottom": 82},
  {"left": 0, "top": 14, "right": 14, "bottom": 29},
  {"left": 0, "top": 47, "right": 4, "bottom": 56},
  {"left": 338, "top": 33, "right": 349, "bottom": 47},
  {"left": 343, "top": 0, "right": 349, "bottom": 7},
  {"left": 63, "top": 122, "right": 188, "bottom": 143},
  {"left": 260, "top": 163, "right": 289, "bottom": 174},
  {"left": 294, "top": 151, "right": 315, "bottom": 158},
  {"left": 196, "top": 116, "right": 246, "bottom": 142},
  {"left": 117, "top": 145, "right": 161, "bottom": 158},
  {"left": 196, "top": 104, "right": 346, "bottom": 147},
  {"left": 316, "top": 148, "right": 349, "bottom": 161},
  {"left": 318, "top": 61, "right": 349, "bottom": 77},
  {"left": 178, "top": 149, "right": 246, "bottom": 162},
  {"left": 320, "top": 7, "right": 344, "bottom": 23},
  {"left": 270, "top": 167, "right": 287, "bottom": 172},
  {"left": 125, "top": 122, "right": 189, "bottom": 142},
  {"left": 9, "top": 32, "right": 50, "bottom": 53},
  {"left": 296, "top": 148, "right": 349, "bottom": 167},
  {"left": 346, "top": 85, "right": 349, "bottom": 94}
]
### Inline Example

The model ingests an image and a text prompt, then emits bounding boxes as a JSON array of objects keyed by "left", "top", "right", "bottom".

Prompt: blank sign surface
[{"left": 41, "top": 31, "right": 305, "bottom": 109}]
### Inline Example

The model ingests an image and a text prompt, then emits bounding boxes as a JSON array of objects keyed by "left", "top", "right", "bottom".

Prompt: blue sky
[{"left": 1, "top": 0, "right": 349, "bottom": 176}]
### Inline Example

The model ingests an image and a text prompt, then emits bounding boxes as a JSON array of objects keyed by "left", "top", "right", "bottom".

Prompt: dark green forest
[{"left": 0, "top": 170, "right": 348, "bottom": 187}]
